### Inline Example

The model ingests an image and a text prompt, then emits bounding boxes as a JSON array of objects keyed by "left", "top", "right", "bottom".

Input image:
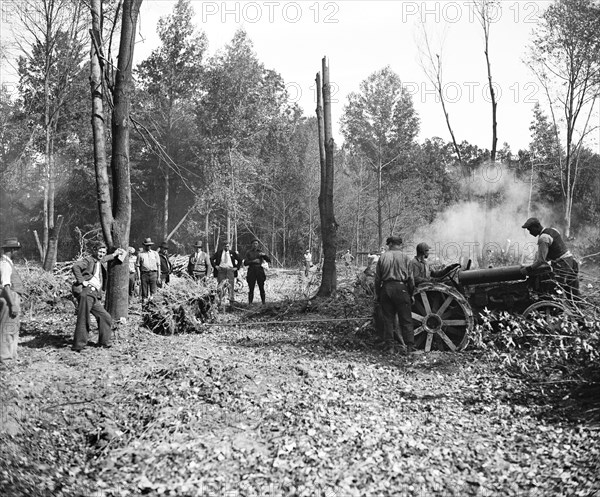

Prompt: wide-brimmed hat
[
  {"left": 194, "top": 240, "right": 203, "bottom": 248},
  {"left": 1, "top": 237, "right": 21, "bottom": 249},
  {"left": 160, "top": 241, "right": 169, "bottom": 249},
  {"left": 143, "top": 237, "right": 154, "bottom": 246}
]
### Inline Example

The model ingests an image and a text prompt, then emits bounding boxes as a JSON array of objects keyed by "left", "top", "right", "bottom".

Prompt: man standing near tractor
[
  {"left": 374, "top": 236, "right": 416, "bottom": 355},
  {"left": 521, "top": 217, "right": 579, "bottom": 300}
]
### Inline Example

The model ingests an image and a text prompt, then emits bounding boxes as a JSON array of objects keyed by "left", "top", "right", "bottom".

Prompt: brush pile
[
  {"left": 18, "top": 262, "right": 74, "bottom": 313},
  {"left": 142, "top": 277, "right": 218, "bottom": 334},
  {"left": 169, "top": 254, "right": 190, "bottom": 276}
]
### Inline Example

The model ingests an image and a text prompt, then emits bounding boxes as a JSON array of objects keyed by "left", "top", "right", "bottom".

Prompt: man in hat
[
  {"left": 408, "top": 242, "right": 451, "bottom": 286},
  {"left": 71, "top": 243, "right": 125, "bottom": 352},
  {"left": 188, "top": 241, "right": 212, "bottom": 281},
  {"left": 136, "top": 237, "right": 161, "bottom": 303},
  {"left": 374, "top": 236, "right": 416, "bottom": 355},
  {"left": 0, "top": 238, "right": 25, "bottom": 362},
  {"left": 211, "top": 241, "right": 242, "bottom": 303},
  {"left": 521, "top": 217, "right": 579, "bottom": 299},
  {"left": 158, "top": 241, "right": 173, "bottom": 286},
  {"left": 244, "top": 239, "right": 272, "bottom": 304}
]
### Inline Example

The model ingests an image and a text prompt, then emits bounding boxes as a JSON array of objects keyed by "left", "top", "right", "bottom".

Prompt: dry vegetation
[{"left": 1, "top": 265, "right": 599, "bottom": 496}]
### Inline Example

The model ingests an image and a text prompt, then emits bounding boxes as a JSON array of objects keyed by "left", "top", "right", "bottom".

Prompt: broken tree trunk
[{"left": 316, "top": 57, "right": 337, "bottom": 297}]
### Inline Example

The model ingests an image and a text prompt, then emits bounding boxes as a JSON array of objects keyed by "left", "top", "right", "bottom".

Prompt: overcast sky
[
  {"left": 134, "top": 0, "right": 555, "bottom": 152},
  {"left": 0, "top": 0, "right": 559, "bottom": 151}
]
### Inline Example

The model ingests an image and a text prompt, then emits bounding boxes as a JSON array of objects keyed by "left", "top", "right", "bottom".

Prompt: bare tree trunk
[
  {"left": 475, "top": 0, "right": 499, "bottom": 267},
  {"left": 271, "top": 218, "right": 276, "bottom": 258},
  {"left": 90, "top": 2, "right": 113, "bottom": 245},
  {"left": 33, "top": 230, "right": 43, "bottom": 260},
  {"left": 160, "top": 156, "right": 169, "bottom": 240},
  {"left": 43, "top": 214, "right": 63, "bottom": 271},
  {"left": 377, "top": 156, "right": 383, "bottom": 247},
  {"left": 282, "top": 197, "right": 286, "bottom": 266},
  {"left": 316, "top": 57, "right": 337, "bottom": 297},
  {"left": 90, "top": 0, "right": 142, "bottom": 320},
  {"left": 204, "top": 208, "right": 210, "bottom": 249},
  {"left": 417, "top": 25, "right": 462, "bottom": 162},
  {"left": 166, "top": 204, "right": 195, "bottom": 241},
  {"left": 226, "top": 212, "right": 231, "bottom": 244}
]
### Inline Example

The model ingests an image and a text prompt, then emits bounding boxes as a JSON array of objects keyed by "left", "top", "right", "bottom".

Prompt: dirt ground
[{"left": 1, "top": 268, "right": 599, "bottom": 496}]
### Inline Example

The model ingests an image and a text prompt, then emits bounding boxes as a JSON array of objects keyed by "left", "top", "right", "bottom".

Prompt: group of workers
[
  {"left": 0, "top": 216, "right": 580, "bottom": 361},
  {"left": 370, "top": 217, "right": 580, "bottom": 355},
  {"left": 70, "top": 238, "right": 272, "bottom": 353}
]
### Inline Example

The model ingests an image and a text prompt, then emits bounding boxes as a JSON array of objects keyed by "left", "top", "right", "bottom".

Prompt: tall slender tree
[
  {"left": 13, "top": 0, "right": 87, "bottom": 268},
  {"left": 527, "top": 0, "right": 600, "bottom": 237},
  {"left": 340, "top": 66, "right": 419, "bottom": 246}
]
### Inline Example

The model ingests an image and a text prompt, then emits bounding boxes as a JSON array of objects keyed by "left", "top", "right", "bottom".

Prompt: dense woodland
[{"left": 1, "top": 0, "right": 599, "bottom": 267}]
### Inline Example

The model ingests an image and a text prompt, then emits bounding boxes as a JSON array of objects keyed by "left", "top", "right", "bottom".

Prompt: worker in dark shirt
[
  {"left": 521, "top": 217, "right": 579, "bottom": 300},
  {"left": 244, "top": 239, "right": 271, "bottom": 304},
  {"left": 408, "top": 242, "right": 447, "bottom": 286},
  {"left": 374, "top": 236, "right": 416, "bottom": 355},
  {"left": 158, "top": 242, "right": 172, "bottom": 285}
]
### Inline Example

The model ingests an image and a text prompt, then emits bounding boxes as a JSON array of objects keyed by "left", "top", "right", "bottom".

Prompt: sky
[
  {"left": 0, "top": 0, "right": 572, "bottom": 152},
  {"left": 133, "top": 0, "right": 554, "bottom": 152}
]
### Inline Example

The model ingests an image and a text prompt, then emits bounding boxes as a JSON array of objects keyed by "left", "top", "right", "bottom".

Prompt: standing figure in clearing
[
  {"left": 211, "top": 242, "right": 242, "bottom": 303},
  {"left": 71, "top": 243, "right": 125, "bottom": 352},
  {"left": 136, "top": 237, "right": 161, "bottom": 303},
  {"left": 303, "top": 248, "right": 313, "bottom": 277},
  {"left": 244, "top": 239, "right": 272, "bottom": 305},
  {"left": 158, "top": 241, "right": 173, "bottom": 286},
  {"left": 188, "top": 241, "right": 212, "bottom": 281},
  {"left": 0, "top": 238, "right": 25, "bottom": 362},
  {"left": 374, "top": 236, "right": 416, "bottom": 355},
  {"left": 341, "top": 249, "right": 355, "bottom": 275}
]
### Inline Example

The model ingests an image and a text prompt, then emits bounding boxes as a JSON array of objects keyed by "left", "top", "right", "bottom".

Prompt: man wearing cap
[
  {"left": 136, "top": 237, "right": 161, "bottom": 303},
  {"left": 188, "top": 241, "right": 212, "bottom": 281},
  {"left": 374, "top": 236, "right": 416, "bottom": 355},
  {"left": 409, "top": 243, "right": 448, "bottom": 286},
  {"left": 211, "top": 242, "right": 242, "bottom": 303},
  {"left": 521, "top": 217, "right": 579, "bottom": 299},
  {"left": 0, "top": 238, "right": 25, "bottom": 362},
  {"left": 244, "top": 239, "right": 272, "bottom": 304},
  {"left": 158, "top": 241, "right": 173, "bottom": 286},
  {"left": 71, "top": 243, "right": 125, "bottom": 352}
]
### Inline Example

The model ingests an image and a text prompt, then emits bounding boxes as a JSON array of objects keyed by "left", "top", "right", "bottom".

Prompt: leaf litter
[{"left": 0, "top": 267, "right": 599, "bottom": 496}]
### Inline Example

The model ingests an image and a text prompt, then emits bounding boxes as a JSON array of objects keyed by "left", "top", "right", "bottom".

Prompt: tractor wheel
[
  {"left": 523, "top": 300, "right": 571, "bottom": 320},
  {"left": 412, "top": 284, "right": 474, "bottom": 352}
]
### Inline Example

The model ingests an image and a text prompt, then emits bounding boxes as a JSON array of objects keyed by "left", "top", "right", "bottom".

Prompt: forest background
[{"left": 0, "top": 0, "right": 599, "bottom": 270}]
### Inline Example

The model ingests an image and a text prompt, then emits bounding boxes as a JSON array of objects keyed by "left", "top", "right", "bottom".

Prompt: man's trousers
[
  {"left": 73, "top": 287, "right": 111, "bottom": 350},
  {"left": 140, "top": 271, "right": 158, "bottom": 300},
  {"left": 0, "top": 293, "right": 20, "bottom": 362},
  {"left": 379, "top": 281, "right": 414, "bottom": 347},
  {"left": 246, "top": 265, "right": 267, "bottom": 304}
]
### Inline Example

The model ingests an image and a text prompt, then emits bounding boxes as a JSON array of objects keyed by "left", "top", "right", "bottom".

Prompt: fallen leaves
[{"left": 2, "top": 270, "right": 600, "bottom": 496}]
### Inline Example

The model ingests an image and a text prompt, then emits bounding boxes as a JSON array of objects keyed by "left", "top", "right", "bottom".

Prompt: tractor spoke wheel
[
  {"left": 523, "top": 300, "right": 571, "bottom": 328},
  {"left": 411, "top": 284, "right": 474, "bottom": 352}
]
